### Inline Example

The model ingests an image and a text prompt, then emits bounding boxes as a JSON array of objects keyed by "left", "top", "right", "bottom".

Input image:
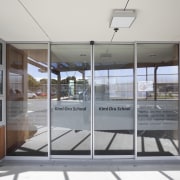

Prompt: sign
[{"left": 51, "top": 100, "right": 178, "bottom": 131}]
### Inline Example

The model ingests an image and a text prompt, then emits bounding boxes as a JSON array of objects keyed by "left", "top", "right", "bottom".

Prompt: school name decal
[
  {"left": 99, "top": 106, "right": 131, "bottom": 111},
  {"left": 55, "top": 106, "right": 86, "bottom": 111}
]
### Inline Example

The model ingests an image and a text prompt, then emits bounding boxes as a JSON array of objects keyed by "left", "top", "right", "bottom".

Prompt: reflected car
[
  {"left": 28, "top": 91, "right": 37, "bottom": 99},
  {"left": 40, "top": 92, "right": 47, "bottom": 96},
  {"left": 36, "top": 90, "right": 47, "bottom": 96}
]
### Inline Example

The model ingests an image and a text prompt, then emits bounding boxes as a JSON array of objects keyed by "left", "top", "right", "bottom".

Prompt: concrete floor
[
  {"left": 1, "top": 160, "right": 180, "bottom": 180},
  {"left": 8, "top": 127, "right": 178, "bottom": 156}
]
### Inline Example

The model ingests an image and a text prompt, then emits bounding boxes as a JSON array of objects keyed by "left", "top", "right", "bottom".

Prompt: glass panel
[
  {"left": 137, "top": 43, "right": 179, "bottom": 156},
  {"left": 0, "top": 43, "right": 2, "bottom": 64},
  {"left": 0, "top": 71, "right": 3, "bottom": 94},
  {"left": 94, "top": 44, "right": 134, "bottom": 155},
  {"left": 6, "top": 44, "right": 48, "bottom": 156},
  {"left": 51, "top": 44, "right": 91, "bottom": 155},
  {"left": 0, "top": 100, "right": 2, "bottom": 121}
]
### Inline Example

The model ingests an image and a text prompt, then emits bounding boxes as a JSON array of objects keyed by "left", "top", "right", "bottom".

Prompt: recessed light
[{"left": 110, "top": 9, "right": 136, "bottom": 28}]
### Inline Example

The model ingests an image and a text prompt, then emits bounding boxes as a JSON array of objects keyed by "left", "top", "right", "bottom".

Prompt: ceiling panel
[
  {"left": 0, "top": 0, "right": 180, "bottom": 42},
  {"left": 0, "top": 0, "right": 48, "bottom": 41}
]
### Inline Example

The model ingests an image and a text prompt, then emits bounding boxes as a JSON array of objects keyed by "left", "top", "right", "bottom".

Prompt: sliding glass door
[
  {"left": 94, "top": 44, "right": 135, "bottom": 156},
  {"left": 50, "top": 44, "right": 91, "bottom": 156},
  {"left": 50, "top": 43, "right": 135, "bottom": 158}
]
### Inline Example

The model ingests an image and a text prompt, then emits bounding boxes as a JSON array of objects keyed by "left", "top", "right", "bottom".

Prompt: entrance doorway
[
  {"left": 5, "top": 42, "right": 179, "bottom": 159},
  {"left": 50, "top": 44, "right": 135, "bottom": 158}
]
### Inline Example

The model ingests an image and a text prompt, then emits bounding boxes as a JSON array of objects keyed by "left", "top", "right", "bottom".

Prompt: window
[{"left": 137, "top": 43, "right": 179, "bottom": 156}]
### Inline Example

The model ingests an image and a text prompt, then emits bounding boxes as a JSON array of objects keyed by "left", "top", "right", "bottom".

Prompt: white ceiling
[{"left": 0, "top": 0, "right": 180, "bottom": 42}]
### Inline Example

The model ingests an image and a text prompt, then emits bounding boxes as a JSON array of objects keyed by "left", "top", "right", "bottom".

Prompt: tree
[
  {"left": 28, "top": 74, "right": 39, "bottom": 90},
  {"left": 51, "top": 79, "right": 57, "bottom": 84},
  {"left": 40, "top": 78, "right": 47, "bottom": 85}
]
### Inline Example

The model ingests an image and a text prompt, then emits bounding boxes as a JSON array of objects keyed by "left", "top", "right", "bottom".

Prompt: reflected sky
[
  {"left": 29, "top": 61, "right": 178, "bottom": 85},
  {"left": 28, "top": 64, "right": 48, "bottom": 81}
]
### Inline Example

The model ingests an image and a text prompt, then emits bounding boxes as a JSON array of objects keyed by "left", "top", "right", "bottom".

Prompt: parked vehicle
[{"left": 28, "top": 91, "right": 37, "bottom": 99}]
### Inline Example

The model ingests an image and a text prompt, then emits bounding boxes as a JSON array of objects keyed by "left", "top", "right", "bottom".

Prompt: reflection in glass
[
  {"left": 94, "top": 44, "right": 134, "bottom": 155},
  {"left": 50, "top": 45, "right": 91, "bottom": 155},
  {"left": 0, "top": 71, "right": 3, "bottom": 94},
  {"left": 6, "top": 44, "right": 48, "bottom": 156},
  {"left": 0, "top": 43, "right": 2, "bottom": 64},
  {"left": 137, "top": 44, "right": 179, "bottom": 156},
  {"left": 0, "top": 100, "right": 2, "bottom": 121}
]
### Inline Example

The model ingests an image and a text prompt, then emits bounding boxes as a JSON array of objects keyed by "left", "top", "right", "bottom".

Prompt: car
[{"left": 28, "top": 91, "right": 37, "bottom": 99}]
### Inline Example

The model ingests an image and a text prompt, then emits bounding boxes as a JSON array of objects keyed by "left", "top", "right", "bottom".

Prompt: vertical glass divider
[
  {"left": 134, "top": 43, "right": 138, "bottom": 159},
  {"left": 48, "top": 42, "right": 51, "bottom": 159},
  {"left": 2, "top": 40, "right": 6, "bottom": 156},
  {"left": 178, "top": 43, "right": 180, "bottom": 155},
  {"left": 91, "top": 42, "right": 94, "bottom": 159}
]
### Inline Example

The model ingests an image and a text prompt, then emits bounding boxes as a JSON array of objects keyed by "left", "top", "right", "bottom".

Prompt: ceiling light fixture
[{"left": 110, "top": 9, "right": 136, "bottom": 28}]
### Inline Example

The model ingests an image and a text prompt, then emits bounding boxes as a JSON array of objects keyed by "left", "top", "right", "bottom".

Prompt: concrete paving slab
[{"left": 1, "top": 160, "right": 180, "bottom": 180}]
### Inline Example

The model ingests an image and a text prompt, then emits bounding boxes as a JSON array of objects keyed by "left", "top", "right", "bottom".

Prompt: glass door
[
  {"left": 50, "top": 44, "right": 91, "bottom": 156},
  {"left": 94, "top": 44, "right": 135, "bottom": 157}
]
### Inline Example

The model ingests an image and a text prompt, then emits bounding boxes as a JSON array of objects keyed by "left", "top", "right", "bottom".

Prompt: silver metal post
[
  {"left": 91, "top": 42, "right": 95, "bottom": 159},
  {"left": 47, "top": 42, "right": 51, "bottom": 159},
  {"left": 134, "top": 42, "right": 138, "bottom": 159}
]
